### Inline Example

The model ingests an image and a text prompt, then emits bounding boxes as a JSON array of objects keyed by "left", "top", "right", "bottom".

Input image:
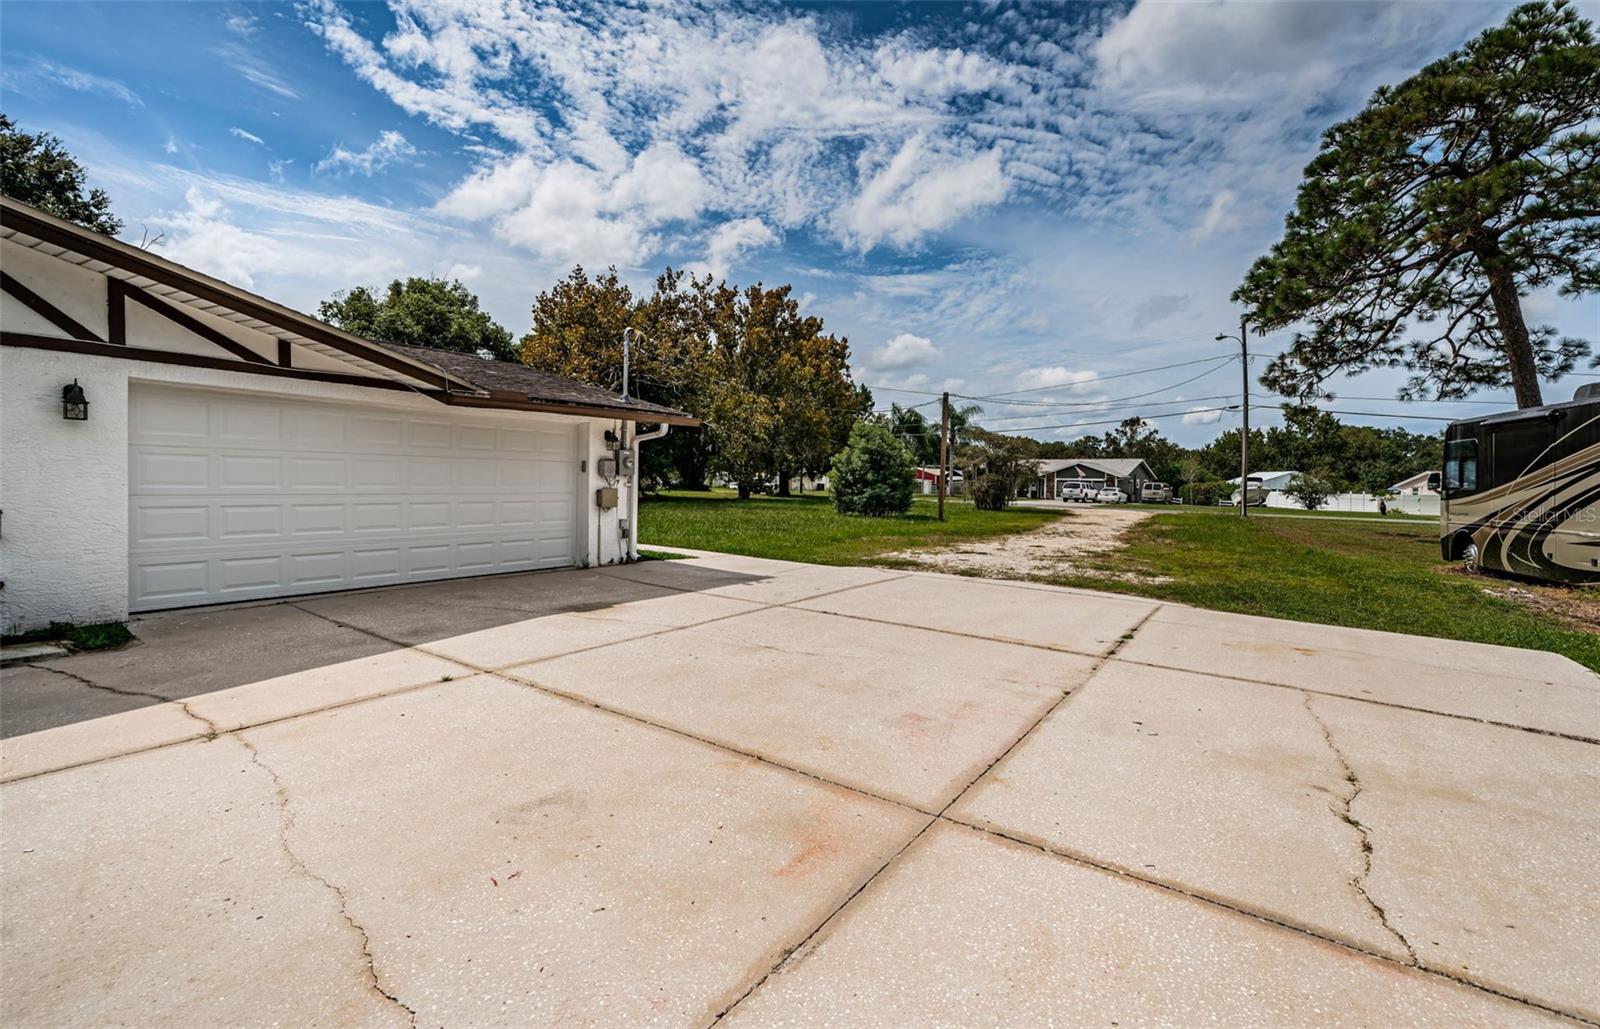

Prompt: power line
[
  {"left": 955, "top": 354, "right": 1237, "bottom": 402},
  {"left": 982, "top": 405, "right": 1241, "bottom": 436},
  {"left": 964, "top": 361, "right": 1236, "bottom": 409},
  {"left": 979, "top": 393, "right": 1238, "bottom": 423}
]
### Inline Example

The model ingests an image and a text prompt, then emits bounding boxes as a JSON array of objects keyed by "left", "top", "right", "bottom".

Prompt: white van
[{"left": 1139, "top": 481, "right": 1173, "bottom": 503}]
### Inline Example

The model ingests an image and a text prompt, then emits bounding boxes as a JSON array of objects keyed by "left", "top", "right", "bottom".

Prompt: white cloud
[
  {"left": 315, "top": 130, "right": 416, "bottom": 175},
  {"left": 842, "top": 136, "right": 1009, "bottom": 251},
  {"left": 163, "top": 135, "right": 179, "bottom": 155},
  {"left": 1182, "top": 406, "right": 1226, "bottom": 426},
  {"left": 692, "top": 218, "right": 778, "bottom": 282},
  {"left": 1191, "top": 190, "right": 1238, "bottom": 242},
  {"left": 267, "top": 159, "right": 292, "bottom": 183},
  {"left": 224, "top": 12, "right": 258, "bottom": 37},
  {"left": 866, "top": 332, "right": 941, "bottom": 371},
  {"left": 445, "top": 262, "right": 482, "bottom": 282},
  {"left": 2, "top": 59, "right": 143, "bottom": 106},
  {"left": 1015, "top": 367, "right": 1100, "bottom": 392},
  {"left": 156, "top": 187, "right": 287, "bottom": 288},
  {"left": 230, "top": 127, "right": 266, "bottom": 146}
]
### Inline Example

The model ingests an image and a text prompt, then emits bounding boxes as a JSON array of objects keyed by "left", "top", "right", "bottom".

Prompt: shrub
[
  {"left": 968, "top": 473, "right": 1013, "bottom": 511},
  {"left": 829, "top": 421, "right": 915, "bottom": 517},
  {"left": 1181, "top": 480, "right": 1230, "bottom": 506},
  {"left": 1285, "top": 472, "right": 1336, "bottom": 511}
]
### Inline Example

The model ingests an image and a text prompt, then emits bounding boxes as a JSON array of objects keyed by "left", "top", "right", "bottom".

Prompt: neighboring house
[
  {"left": 1389, "top": 469, "right": 1441, "bottom": 496},
  {"left": 0, "top": 197, "right": 697, "bottom": 633},
  {"left": 1028, "top": 458, "right": 1157, "bottom": 499}
]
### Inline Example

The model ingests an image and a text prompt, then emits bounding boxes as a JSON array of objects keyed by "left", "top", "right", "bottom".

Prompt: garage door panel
[
  {"left": 218, "top": 504, "right": 282, "bottom": 539},
  {"left": 129, "top": 386, "right": 580, "bottom": 610},
  {"left": 218, "top": 454, "right": 283, "bottom": 490}
]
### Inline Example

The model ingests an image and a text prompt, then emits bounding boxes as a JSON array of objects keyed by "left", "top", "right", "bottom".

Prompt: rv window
[
  {"left": 1489, "top": 419, "right": 1553, "bottom": 485},
  {"left": 1443, "top": 439, "right": 1478, "bottom": 495}
]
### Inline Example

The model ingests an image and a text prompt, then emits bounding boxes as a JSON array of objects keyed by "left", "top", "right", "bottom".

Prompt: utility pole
[
  {"left": 1216, "top": 314, "right": 1251, "bottom": 518},
  {"left": 938, "top": 391, "right": 949, "bottom": 522},
  {"left": 1239, "top": 312, "right": 1249, "bottom": 520}
]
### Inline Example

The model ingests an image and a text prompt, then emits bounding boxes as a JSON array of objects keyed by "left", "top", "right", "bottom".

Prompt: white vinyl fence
[{"left": 1263, "top": 490, "right": 1440, "bottom": 516}]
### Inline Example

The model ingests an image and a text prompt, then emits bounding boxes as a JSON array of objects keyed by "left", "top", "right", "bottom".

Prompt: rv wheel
[{"left": 1462, "top": 541, "right": 1479, "bottom": 573}]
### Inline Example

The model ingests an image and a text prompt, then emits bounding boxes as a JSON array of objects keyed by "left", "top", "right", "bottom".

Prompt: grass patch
[
  {"left": 640, "top": 489, "right": 1061, "bottom": 566},
  {"left": 2, "top": 620, "right": 134, "bottom": 652},
  {"left": 1043, "top": 512, "right": 1600, "bottom": 672},
  {"left": 636, "top": 548, "right": 694, "bottom": 561}
]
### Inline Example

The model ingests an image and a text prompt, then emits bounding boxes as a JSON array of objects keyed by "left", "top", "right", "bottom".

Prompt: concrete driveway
[{"left": 2, "top": 552, "right": 1596, "bottom": 1027}]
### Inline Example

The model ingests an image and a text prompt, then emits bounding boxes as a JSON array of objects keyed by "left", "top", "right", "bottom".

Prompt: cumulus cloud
[
  {"left": 1015, "top": 367, "right": 1101, "bottom": 392},
  {"left": 445, "top": 262, "right": 482, "bottom": 282},
  {"left": 692, "top": 218, "right": 778, "bottom": 282},
  {"left": 316, "top": 130, "right": 416, "bottom": 175},
  {"left": 229, "top": 127, "right": 265, "bottom": 146},
  {"left": 156, "top": 187, "right": 286, "bottom": 288},
  {"left": 866, "top": 332, "right": 941, "bottom": 371},
  {"left": 1182, "top": 406, "right": 1226, "bottom": 426}
]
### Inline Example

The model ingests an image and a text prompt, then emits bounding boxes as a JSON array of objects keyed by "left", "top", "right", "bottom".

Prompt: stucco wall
[
  {"left": 1, "top": 347, "right": 131, "bottom": 632},
  {"left": 1, "top": 345, "right": 636, "bottom": 632}
]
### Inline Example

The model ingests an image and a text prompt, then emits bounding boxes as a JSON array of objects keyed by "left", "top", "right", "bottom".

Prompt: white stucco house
[{"left": 0, "top": 197, "right": 696, "bottom": 634}]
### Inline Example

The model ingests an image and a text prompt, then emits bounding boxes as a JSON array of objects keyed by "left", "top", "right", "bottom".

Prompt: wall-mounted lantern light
[{"left": 62, "top": 380, "right": 88, "bottom": 421}]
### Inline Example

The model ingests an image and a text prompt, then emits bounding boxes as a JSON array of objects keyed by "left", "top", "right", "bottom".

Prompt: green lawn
[
  {"left": 639, "top": 489, "right": 1061, "bottom": 565},
  {"left": 1044, "top": 511, "right": 1600, "bottom": 672},
  {"left": 640, "top": 489, "right": 1597, "bottom": 673}
]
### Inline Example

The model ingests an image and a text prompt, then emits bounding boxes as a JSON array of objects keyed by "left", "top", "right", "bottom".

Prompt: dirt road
[{"left": 887, "top": 504, "right": 1155, "bottom": 580}]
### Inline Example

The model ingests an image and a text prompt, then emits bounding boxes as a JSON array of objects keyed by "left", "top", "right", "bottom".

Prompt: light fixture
[{"left": 62, "top": 380, "right": 88, "bottom": 421}]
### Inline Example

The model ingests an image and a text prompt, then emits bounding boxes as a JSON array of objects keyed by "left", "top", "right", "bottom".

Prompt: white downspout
[{"left": 629, "top": 423, "right": 670, "bottom": 561}]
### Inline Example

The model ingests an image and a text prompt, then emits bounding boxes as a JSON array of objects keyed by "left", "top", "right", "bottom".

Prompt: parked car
[
  {"left": 1056, "top": 478, "right": 1100, "bottom": 502},
  {"left": 1139, "top": 481, "right": 1173, "bottom": 503},
  {"left": 1094, "top": 487, "right": 1128, "bottom": 503}
]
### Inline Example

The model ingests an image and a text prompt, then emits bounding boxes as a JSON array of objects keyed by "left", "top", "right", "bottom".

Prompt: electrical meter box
[
  {"left": 615, "top": 449, "right": 635, "bottom": 477},
  {"left": 595, "top": 487, "right": 618, "bottom": 510}
]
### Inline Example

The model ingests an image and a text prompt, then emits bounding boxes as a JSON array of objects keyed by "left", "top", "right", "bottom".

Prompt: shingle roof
[{"left": 382, "top": 343, "right": 697, "bottom": 425}]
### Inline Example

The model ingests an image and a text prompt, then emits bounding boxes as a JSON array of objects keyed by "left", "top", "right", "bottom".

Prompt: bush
[
  {"left": 969, "top": 473, "right": 1013, "bottom": 511},
  {"left": 1285, "top": 472, "right": 1336, "bottom": 511},
  {"left": 829, "top": 421, "right": 915, "bottom": 517},
  {"left": 1181, "top": 480, "right": 1230, "bottom": 506}
]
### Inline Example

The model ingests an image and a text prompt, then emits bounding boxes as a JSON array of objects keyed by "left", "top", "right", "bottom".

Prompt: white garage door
[{"left": 128, "top": 384, "right": 580, "bottom": 611}]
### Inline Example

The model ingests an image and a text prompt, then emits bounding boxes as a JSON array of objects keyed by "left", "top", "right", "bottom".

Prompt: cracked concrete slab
[
  {"left": 1, "top": 735, "right": 411, "bottom": 1028},
  {"left": 1, "top": 700, "right": 210, "bottom": 782},
  {"left": 793, "top": 572, "right": 1159, "bottom": 657},
  {"left": 723, "top": 821, "right": 1560, "bottom": 1027},
  {"left": 185, "top": 647, "right": 473, "bottom": 733},
  {"left": 510, "top": 605, "right": 1096, "bottom": 810},
  {"left": 950, "top": 661, "right": 1600, "bottom": 1018},
  {"left": 65, "top": 601, "right": 399, "bottom": 701},
  {"left": 1307, "top": 692, "right": 1600, "bottom": 1020},
  {"left": 949, "top": 661, "right": 1420, "bottom": 961},
  {"left": 1117, "top": 605, "right": 1600, "bottom": 738},
  {"left": 1, "top": 663, "right": 161, "bottom": 738},
  {"left": 237, "top": 674, "right": 927, "bottom": 1026}
]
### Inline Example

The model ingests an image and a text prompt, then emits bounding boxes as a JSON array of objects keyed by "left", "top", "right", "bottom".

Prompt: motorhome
[
  {"left": 1139, "top": 481, "right": 1173, "bottom": 503},
  {"left": 1440, "top": 384, "right": 1600, "bottom": 584}
]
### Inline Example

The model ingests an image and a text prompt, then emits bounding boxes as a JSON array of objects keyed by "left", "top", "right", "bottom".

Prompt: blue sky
[{"left": 3, "top": 0, "right": 1595, "bottom": 443}]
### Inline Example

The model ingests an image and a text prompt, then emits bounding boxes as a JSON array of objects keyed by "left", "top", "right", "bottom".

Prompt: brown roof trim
[
  {"left": 1, "top": 198, "right": 457, "bottom": 391},
  {"left": 2, "top": 332, "right": 429, "bottom": 395},
  {"left": 2, "top": 332, "right": 700, "bottom": 425},
  {"left": 443, "top": 392, "right": 700, "bottom": 426}
]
